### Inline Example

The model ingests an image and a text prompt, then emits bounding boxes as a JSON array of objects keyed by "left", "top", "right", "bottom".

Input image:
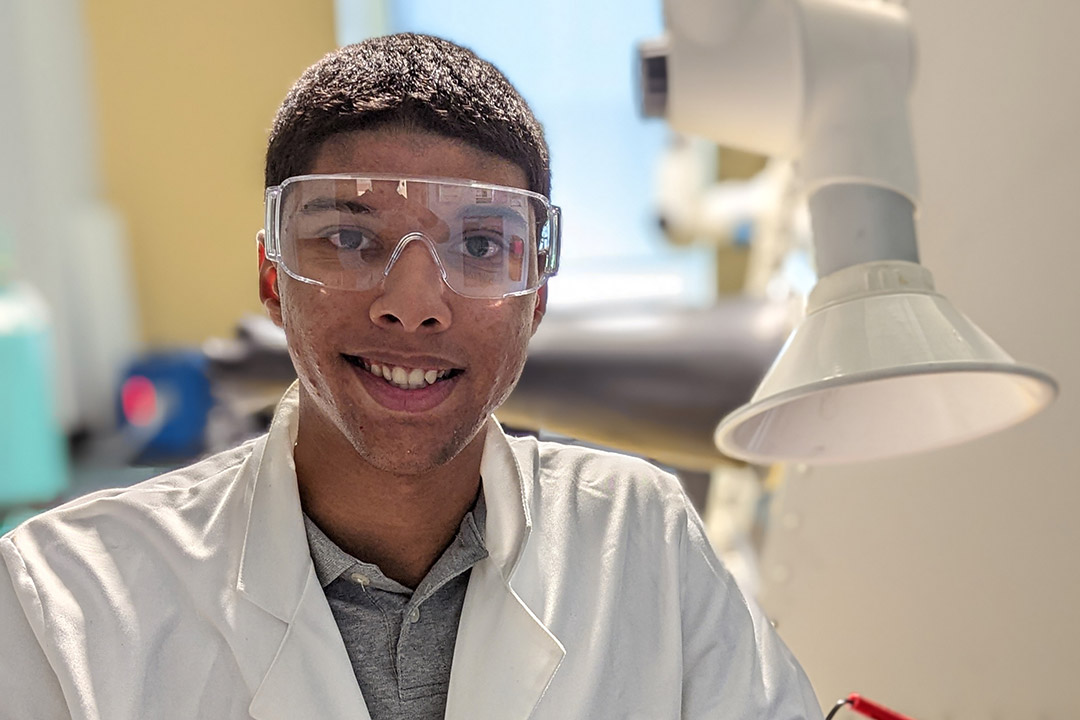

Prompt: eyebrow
[
  {"left": 458, "top": 205, "right": 528, "bottom": 224},
  {"left": 297, "top": 198, "right": 373, "bottom": 215}
]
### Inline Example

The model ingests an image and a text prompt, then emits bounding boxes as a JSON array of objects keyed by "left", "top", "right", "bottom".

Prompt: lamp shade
[{"left": 714, "top": 261, "right": 1058, "bottom": 465}]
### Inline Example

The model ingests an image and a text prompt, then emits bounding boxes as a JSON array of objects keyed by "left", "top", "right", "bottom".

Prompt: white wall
[
  {"left": 0, "top": 0, "right": 139, "bottom": 432},
  {"left": 761, "top": 2, "right": 1080, "bottom": 718}
]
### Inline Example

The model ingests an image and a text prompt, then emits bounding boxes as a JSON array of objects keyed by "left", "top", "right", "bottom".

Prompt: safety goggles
[{"left": 263, "top": 174, "right": 561, "bottom": 299}]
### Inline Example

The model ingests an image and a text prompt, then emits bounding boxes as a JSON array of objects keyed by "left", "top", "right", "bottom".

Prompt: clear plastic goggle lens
[{"left": 264, "top": 175, "right": 560, "bottom": 299}]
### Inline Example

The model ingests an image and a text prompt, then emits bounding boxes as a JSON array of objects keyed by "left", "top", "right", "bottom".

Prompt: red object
[
  {"left": 848, "top": 693, "right": 916, "bottom": 720},
  {"left": 121, "top": 375, "right": 159, "bottom": 427}
]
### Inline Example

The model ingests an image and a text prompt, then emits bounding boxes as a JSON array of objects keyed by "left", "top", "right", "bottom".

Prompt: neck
[{"left": 293, "top": 406, "right": 486, "bottom": 590}]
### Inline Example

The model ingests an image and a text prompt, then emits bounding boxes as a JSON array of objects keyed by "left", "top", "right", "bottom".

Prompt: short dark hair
[{"left": 265, "top": 33, "right": 550, "bottom": 196}]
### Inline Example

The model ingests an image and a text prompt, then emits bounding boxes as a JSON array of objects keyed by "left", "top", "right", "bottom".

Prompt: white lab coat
[{"left": 0, "top": 385, "right": 822, "bottom": 719}]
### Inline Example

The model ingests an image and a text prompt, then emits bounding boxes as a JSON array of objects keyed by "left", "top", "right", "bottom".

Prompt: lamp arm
[
  {"left": 647, "top": 0, "right": 920, "bottom": 274},
  {"left": 656, "top": 0, "right": 918, "bottom": 196}
]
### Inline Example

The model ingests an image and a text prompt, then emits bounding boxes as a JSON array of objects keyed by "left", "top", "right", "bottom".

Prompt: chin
[
  {"left": 342, "top": 418, "right": 480, "bottom": 478},
  {"left": 349, "top": 444, "right": 457, "bottom": 478}
]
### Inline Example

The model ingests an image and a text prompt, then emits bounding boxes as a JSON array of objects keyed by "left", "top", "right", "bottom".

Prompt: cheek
[
  {"left": 280, "top": 280, "right": 351, "bottom": 338},
  {"left": 478, "top": 304, "right": 534, "bottom": 380},
  {"left": 279, "top": 285, "right": 343, "bottom": 380}
]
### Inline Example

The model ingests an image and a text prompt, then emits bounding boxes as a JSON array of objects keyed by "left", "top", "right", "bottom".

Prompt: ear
[
  {"left": 257, "top": 230, "right": 283, "bottom": 328},
  {"left": 530, "top": 284, "right": 547, "bottom": 336}
]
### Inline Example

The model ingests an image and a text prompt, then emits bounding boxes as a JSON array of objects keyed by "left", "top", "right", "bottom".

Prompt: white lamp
[
  {"left": 642, "top": 0, "right": 1058, "bottom": 464},
  {"left": 713, "top": 258, "right": 1057, "bottom": 464}
]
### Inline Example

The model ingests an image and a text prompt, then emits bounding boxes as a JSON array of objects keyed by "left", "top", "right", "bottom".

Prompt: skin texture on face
[{"left": 260, "top": 129, "right": 546, "bottom": 482}]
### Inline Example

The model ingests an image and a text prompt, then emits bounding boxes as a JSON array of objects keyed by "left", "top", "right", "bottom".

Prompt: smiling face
[{"left": 260, "top": 129, "right": 545, "bottom": 477}]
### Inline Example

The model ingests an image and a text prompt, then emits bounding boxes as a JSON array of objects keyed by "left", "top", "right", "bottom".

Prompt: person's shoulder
[
  {"left": 508, "top": 434, "right": 689, "bottom": 522},
  {"left": 2, "top": 437, "right": 261, "bottom": 560}
]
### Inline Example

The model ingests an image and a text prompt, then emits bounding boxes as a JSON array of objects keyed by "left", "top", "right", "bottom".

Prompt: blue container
[
  {"left": 119, "top": 351, "right": 213, "bottom": 462},
  {"left": 0, "top": 282, "right": 69, "bottom": 506}
]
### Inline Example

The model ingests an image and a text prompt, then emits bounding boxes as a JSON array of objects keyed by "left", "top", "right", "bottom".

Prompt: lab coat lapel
[
  {"left": 444, "top": 560, "right": 564, "bottom": 720},
  {"left": 238, "top": 385, "right": 368, "bottom": 719},
  {"left": 443, "top": 420, "right": 565, "bottom": 720},
  {"left": 248, "top": 569, "right": 370, "bottom": 720}
]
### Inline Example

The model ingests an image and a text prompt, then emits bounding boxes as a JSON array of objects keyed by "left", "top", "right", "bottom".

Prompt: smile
[{"left": 343, "top": 355, "right": 463, "bottom": 390}]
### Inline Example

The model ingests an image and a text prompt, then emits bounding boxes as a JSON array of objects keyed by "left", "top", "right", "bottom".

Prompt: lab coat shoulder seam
[{"left": 5, "top": 439, "right": 259, "bottom": 538}]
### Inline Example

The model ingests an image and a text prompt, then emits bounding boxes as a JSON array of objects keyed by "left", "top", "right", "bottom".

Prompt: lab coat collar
[
  {"left": 477, "top": 416, "right": 533, "bottom": 577},
  {"left": 238, "top": 384, "right": 563, "bottom": 719},
  {"left": 236, "top": 382, "right": 306, "bottom": 623}
]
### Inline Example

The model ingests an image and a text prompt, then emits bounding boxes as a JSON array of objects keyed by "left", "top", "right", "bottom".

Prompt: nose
[{"left": 369, "top": 237, "right": 452, "bottom": 333}]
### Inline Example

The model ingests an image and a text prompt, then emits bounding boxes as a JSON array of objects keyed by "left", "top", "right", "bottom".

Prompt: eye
[
  {"left": 327, "top": 228, "right": 373, "bottom": 250},
  {"left": 462, "top": 233, "right": 504, "bottom": 259}
]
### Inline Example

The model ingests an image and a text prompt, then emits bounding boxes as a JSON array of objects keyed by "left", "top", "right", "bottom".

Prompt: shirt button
[
  {"left": 349, "top": 572, "right": 370, "bottom": 587},
  {"left": 408, "top": 608, "right": 421, "bottom": 624}
]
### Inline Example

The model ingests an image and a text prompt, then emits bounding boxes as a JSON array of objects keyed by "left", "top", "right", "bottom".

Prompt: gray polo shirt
[{"left": 303, "top": 495, "right": 487, "bottom": 720}]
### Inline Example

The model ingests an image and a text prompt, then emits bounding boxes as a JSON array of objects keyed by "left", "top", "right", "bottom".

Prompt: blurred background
[{"left": 1, "top": 0, "right": 1078, "bottom": 717}]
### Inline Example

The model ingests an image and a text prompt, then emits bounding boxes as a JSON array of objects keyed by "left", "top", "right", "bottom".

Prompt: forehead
[{"left": 310, "top": 129, "right": 529, "bottom": 191}]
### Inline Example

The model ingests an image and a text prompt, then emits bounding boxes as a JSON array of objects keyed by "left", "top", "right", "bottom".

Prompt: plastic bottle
[{"left": 0, "top": 224, "right": 69, "bottom": 507}]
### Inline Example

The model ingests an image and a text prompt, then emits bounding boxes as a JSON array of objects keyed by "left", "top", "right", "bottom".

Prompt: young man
[{"left": 0, "top": 35, "right": 822, "bottom": 719}]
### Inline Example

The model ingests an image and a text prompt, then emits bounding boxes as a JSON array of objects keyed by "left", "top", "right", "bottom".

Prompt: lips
[{"left": 342, "top": 353, "right": 463, "bottom": 413}]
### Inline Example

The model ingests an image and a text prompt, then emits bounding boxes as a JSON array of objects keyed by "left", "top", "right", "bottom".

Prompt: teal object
[
  {"left": 0, "top": 508, "right": 40, "bottom": 536},
  {"left": 0, "top": 236, "right": 68, "bottom": 507}
]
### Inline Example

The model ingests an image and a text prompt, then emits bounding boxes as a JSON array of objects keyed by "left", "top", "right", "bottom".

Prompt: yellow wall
[{"left": 84, "top": 0, "right": 336, "bottom": 345}]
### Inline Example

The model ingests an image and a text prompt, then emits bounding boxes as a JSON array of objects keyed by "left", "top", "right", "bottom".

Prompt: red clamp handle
[{"left": 847, "top": 693, "right": 916, "bottom": 720}]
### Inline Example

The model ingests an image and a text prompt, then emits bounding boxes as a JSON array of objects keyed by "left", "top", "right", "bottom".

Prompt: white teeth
[{"left": 361, "top": 359, "right": 453, "bottom": 390}]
